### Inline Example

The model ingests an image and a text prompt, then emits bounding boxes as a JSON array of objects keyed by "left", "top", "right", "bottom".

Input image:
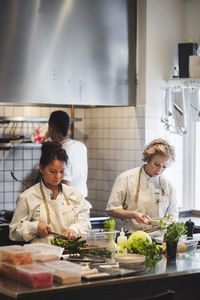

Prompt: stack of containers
[
  {"left": 43, "top": 260, "right": 82, "bottom": 285},
  {"left": 0, "top": 245, "right": 53, "bottom": 289},
  {"left": 0, "top": 245, "right": 32, "bottom": 280}
]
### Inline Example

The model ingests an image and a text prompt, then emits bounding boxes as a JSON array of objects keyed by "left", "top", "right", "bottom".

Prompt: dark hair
[
  {"left": 49, "top": 110, "right": 70, "bottom": 137},
  {"left": 40, "top": 141, "right": 68, "bottom": 167}
]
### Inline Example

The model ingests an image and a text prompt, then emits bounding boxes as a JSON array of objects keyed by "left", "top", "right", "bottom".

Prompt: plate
[{"left": 114, "top": 253, "right": 145, "bottom": 265}]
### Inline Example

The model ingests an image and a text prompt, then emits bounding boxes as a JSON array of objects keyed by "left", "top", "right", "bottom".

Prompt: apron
[
  {"left": 32, "top": 182, "right": 76, "bottom": 243},
  {"left": 123, "top": 167, "right": 170, "bottom": 231}
]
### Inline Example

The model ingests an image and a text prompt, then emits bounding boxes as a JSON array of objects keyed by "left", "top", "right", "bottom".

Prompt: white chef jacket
[
  {"left": 106, "top": 166, "right": 178, "bottom": 232},
  {"left": 61, "top": 138, "right": 88, "bottom": 198},
  {"left": 9, "top": 182, "right": 91, "bottom": 243}
]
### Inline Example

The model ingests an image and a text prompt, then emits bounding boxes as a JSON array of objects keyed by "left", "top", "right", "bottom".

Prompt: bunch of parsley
[{"left": 130, "top": 238, "right": 162, "bottom": 266}]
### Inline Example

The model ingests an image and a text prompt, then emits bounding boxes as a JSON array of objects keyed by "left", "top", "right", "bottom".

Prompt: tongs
[{"left": 48, "top": 231, "right": 69, "bottom": 240}]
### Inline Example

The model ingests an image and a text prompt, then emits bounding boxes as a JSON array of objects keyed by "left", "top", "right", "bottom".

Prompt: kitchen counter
[{"left": 1, "top": 252, "right": 200, "bottom": 300}]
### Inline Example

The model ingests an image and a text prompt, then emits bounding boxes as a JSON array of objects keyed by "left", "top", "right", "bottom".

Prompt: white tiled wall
[
  {"left": 0, "top": 105, "right": 77, "bottom": 210},
  {"left": 85, "top": 106, "right": 146, "bottom": 216}
]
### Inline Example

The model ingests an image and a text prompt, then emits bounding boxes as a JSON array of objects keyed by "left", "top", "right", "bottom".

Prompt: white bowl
[{"left": 114, "top": 253, "right": 145, "bottom": 265}]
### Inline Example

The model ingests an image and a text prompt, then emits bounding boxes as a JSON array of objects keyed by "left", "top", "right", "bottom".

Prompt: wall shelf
[
  {"left": 167, "top": 78, "right": 200, "bottom": 88},
  {"left": 0, "top": 117, "right": 81, "bottom": 124}
]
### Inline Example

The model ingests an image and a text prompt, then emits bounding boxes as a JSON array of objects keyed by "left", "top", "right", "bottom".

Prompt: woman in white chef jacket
[
  {"left": 9, "top": 141, "right": 91, "bottom": 243},
  {"left": 106, "top": 139, "right": 178, "bottom": 232}
]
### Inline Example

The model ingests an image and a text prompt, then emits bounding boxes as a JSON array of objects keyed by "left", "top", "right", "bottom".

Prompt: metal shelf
[
  {"left": 0, "top": 117, "right": 81, "bottom": 124},
  {"left": 167, "top": 78, "right": 200, "bottom": 88}
]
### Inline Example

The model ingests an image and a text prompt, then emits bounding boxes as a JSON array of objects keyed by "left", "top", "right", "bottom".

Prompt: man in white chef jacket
[{"left": 48, "top": 110, "right": 92, "bottom": 212}]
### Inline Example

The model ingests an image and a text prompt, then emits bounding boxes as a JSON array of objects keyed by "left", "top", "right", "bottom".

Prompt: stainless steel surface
[
  {"left": 0, "top": 0, "right": 136, "bottom": 106},
  {"left": 0, "top": 117, "right": 81, "bottom": 123}
]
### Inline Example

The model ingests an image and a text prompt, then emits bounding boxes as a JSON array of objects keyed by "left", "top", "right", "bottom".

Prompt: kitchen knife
[{"left": 48, "top": 231, "right": 69, "bottom": 240}]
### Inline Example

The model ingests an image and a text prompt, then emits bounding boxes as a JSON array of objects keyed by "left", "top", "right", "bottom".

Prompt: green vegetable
[
  {"left": 161, "top": 221, "right": 187, "bottom": 243},
  {"left": 127, "top": 230, "right": 152, "bottom": 250},
  {"left": 104, "top": 220, "right": 115, "bottom": 231},
  {"left": 51, "top": 236, "right": 87, "bottom": 250},
  {"left": 90, "top": 248, "right": 112, "bottom": 258},
  {"left": 129, "top": 238, "right": 162, "bottom": 266}
]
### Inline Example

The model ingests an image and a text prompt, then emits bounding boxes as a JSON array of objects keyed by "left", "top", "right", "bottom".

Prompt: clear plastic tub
[
  {"left": 16, "top": 263, "right": 53, "bottom": 288},
  {"left": 177, "top": 237, "right": 198, "bottom": 256},
  {"left": 24, "top": 243, "right": 63, "bottom": 262},
  {"left": 1, "top": 247, "right": 33, "bottom": 265},
  {"left": 43, "top": 260, "right": 82, "bottom": 285},
  {"left": 88, "top": 229, "right": 118, "bottom": 253},
  {"left": 0, "top": 262, "right": 17, "bottom": 280}
]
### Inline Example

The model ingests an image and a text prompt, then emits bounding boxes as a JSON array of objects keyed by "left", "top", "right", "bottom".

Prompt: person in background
[
  {"left": 48, "top": 110, "right": 92, "bottom": 211},
  {"left": 9, "top": 141, "right": 91, "bottom": 243},
  {"left": 106, "top": 138, "right": 178, "bottom": 232}
]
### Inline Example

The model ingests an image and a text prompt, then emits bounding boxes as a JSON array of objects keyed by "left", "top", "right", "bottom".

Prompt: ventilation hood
[{"left": 0, "top": 0, "right": 136, "bottom": 106}]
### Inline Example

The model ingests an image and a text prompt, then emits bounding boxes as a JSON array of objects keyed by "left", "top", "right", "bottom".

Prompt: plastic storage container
[
  {"left": 43, "top": 260, "right": 82, "bottom": 285},
  {"left": 1, "top": 247, "right": 33, "bottom": 265},
  {"left": 24, "top": 243, "right": 63, "bottom": 262},
  {"left": 0, "top": 262, "right": 17, "bottom": 280},
  {"left": 16, "top": 263, "right": 53, "bottom": 288},
  {"left": 88, "top": 229, "right": 118, "bottom": 253},
  {"left": 177, "top": 237, "right": 198, "bottom": 256}
]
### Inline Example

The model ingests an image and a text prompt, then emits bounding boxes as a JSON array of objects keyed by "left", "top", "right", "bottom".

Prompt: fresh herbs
[
  {"left": 161, "top": 221, "right": 187, "bottom": 243},
  {"left": 90, "top": 247, "right": 113, "bottom": 258},
  {"left": 129, "top": 238, "right": 162, "bottom": 266},
  {"left": 104, "top": 219, "right": 115, "bottom": 231},
  {"left": 51, "top": 236, "right": 87, "bottom": 250}
]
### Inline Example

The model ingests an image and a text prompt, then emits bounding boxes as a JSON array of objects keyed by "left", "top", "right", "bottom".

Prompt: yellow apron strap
[
  {"left": 135, "top": 167, "right": 142, "bottom": 203},
  {"left": 63, "top": 191, "right": 70, "bottom": 205},
  {"left": 40, "top": 181, "right": 51, "bottom": 224},
  {"left": 40, "top": 182, "right": 70, "bottom": 224}
]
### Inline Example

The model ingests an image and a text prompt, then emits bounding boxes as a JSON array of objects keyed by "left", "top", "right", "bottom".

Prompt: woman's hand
[
  {"left": 132, "top": 211, "right": 151, "bottom": 224},
  {"left": 63, "top": 229, "right": 77, "bottom": 240},
  {"left": 37, "top": 222, "right": 52, "bottom": 236}
]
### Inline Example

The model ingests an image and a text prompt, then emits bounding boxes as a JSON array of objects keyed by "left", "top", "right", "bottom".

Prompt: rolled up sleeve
[
  {"left": 106, "top": 175, "right": 127, "bottom": 211},
  {"left": 9, "top": 195, "right": 39, "bottom": 242},
  {"left": 69, "top": 194, "right": 91, "bottom": 238}
]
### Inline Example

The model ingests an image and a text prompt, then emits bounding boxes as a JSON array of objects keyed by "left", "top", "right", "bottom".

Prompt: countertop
[{"left": 1, "top": 252, "right": 200, "bottom": 300}]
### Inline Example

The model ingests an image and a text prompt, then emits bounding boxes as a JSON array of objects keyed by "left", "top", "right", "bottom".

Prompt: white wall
[{"left": 135, "top": 0, "right": 185, "bottom": 207}]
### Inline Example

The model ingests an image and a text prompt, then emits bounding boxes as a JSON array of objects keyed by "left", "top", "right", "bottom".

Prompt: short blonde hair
[{"left": 142, "top": 139, "right": 175, "bottom": 163}]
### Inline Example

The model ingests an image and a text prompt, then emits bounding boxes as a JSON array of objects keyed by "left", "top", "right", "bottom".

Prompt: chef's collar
[
  {"left": 41, "top": 180, "right": 63, "bottom": 199},
  {"left": 60, "top": 137, "right": 71, "bottom": 145},
  {"left": 142, "top": 165, "right": 159, "bottom": 182}
]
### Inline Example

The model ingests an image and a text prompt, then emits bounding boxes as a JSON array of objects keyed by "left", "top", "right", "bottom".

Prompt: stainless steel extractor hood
[{"left": 0, "top": 0, "right": 136, "bottom": 106}]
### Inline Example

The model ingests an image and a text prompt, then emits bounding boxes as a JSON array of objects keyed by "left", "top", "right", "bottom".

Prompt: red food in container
[
  {"left": 0, "top": 262, "right": 17, "bottom": 280},
  {"left": 1, "top": 248, "right": 33, "bottom": 265},
  {"left": 16, "top": 264, "right": 53, "bottom": 289}
]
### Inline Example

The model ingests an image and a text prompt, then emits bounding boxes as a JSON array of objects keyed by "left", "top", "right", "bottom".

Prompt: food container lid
[
  {"left": 88, "top": 229, "right": 119, "bottom": 235},
  {"left": 16, "top": 263, "right": 53, "bottom": 274},
  {"left": 179, "top": 236, "right": 198, "bottom": 245},
  {"left": 0, "top": 245, "right": 22, "bottom": 253},
  {"left": 24, "top": 243, "right": 64, "bottom": 259},
  {"left": 43, "top": 260, "right": 82, "bottom": 273}
]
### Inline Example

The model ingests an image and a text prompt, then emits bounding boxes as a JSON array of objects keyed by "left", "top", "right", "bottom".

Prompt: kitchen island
[{"left": 1, "top": 252, "right": 200, "bottom": 300}]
